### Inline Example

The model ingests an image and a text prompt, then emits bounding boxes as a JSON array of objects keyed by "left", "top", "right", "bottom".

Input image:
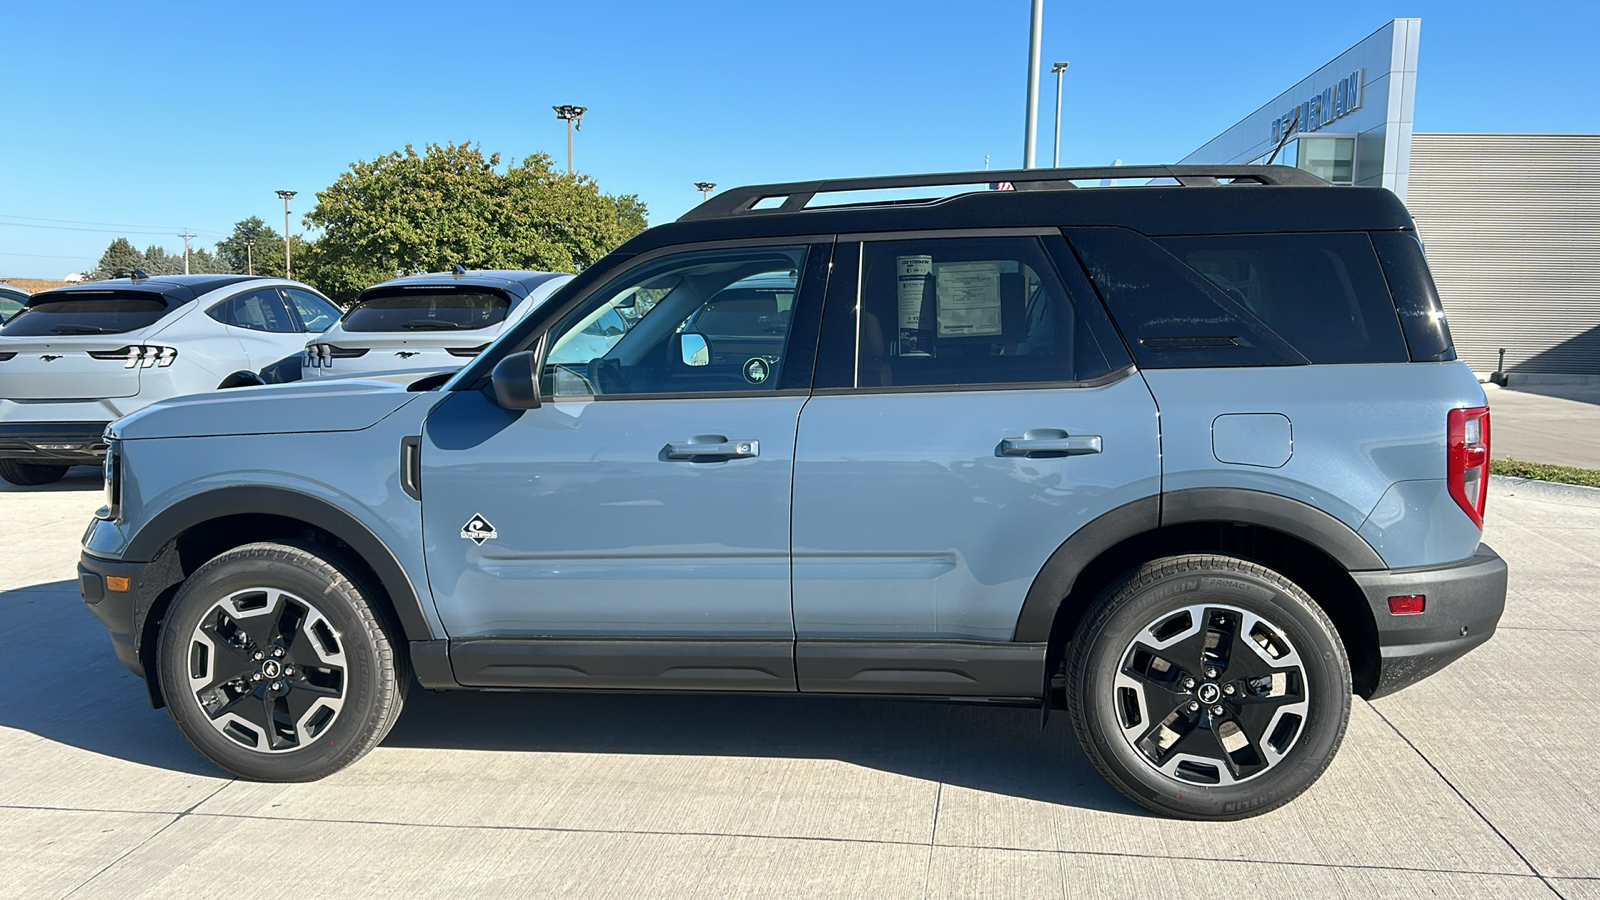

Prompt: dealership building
[{"left": 1180, "top": 19, "right": 1600, "bottom": 379}]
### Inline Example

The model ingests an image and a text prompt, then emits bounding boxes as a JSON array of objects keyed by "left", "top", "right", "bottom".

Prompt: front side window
[
  {"left": 221, "top": 289, "right": 297, "bottom": 333},
  {"left": 852, "top": 236, "right": 1109, "bottom": 388},
  {"left": 542, "top": 246, "right": 807, "bottom": 397},
  {"left": 2, "top": 290, "right": 177, "bottom": 336},
  {"left": 342, "top": 287, "right": 511, "bottom": 333},
  {"left": 284, "top": 288, "right": 341, "bottom": 333}
]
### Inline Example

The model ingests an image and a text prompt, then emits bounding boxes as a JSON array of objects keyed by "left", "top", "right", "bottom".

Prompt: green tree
[
  {"left": 304, "top": 142, "right": 647, "bottom": 304},
  {"left": 88, "top": 238, "right": 147, "bottom": 281},
  {"left": 217, "top": 217, "right": 281, "bottom": 276}
]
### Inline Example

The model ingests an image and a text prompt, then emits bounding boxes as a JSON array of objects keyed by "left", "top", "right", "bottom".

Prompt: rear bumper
[
  {"left": 0, "top": 421, "right": 110, "bottom": 464},
  {"left": 1354, "top": 543, "right": 1508, "bottom": 698}
]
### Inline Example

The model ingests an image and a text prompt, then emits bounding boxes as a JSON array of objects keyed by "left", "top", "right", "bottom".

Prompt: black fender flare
[
  {"left": 125, "top": 485, "right": 434, "bottom": 643},
  {"left": 1013, "top": 488, "right": 1385, "bottom": 643}
]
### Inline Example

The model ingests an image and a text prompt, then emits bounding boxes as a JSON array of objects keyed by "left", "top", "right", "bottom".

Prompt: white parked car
[
  {"left": 303, "top": 269, "right": 571, "bottom": 379},
  {"left": 0, "top": 272, "right": 340, "bottom": 485}
]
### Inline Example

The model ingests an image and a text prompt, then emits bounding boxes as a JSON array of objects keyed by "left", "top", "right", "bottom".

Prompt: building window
[{"left": 1296, "top": 135, "right": 1356, "bottom": 185}]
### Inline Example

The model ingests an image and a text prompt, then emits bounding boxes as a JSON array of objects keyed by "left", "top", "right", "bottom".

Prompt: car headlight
[{"left": 98, "top": 440, "right": 121, "bottom": 521}]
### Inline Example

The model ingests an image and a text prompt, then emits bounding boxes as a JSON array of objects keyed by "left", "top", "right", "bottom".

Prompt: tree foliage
[
  {"left": 303, "top": 142, "right": 647, "bottom": 303},
  {"left": 87, "top": 237, "right": 227, "bottom": 280},
  {"left": 88, "top": 238, "right": 146, "bottom": 280}
]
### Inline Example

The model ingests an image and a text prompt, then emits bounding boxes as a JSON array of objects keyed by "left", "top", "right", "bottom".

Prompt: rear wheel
[
  {"left": 0, "top": 459, "right": 69, "bottom": 486},
  {"left": 1067, "top": 554, "right": 1351, "bottom": 820},
  {"left": 157, "top": 542, "right": 405, "bottom": 781}
]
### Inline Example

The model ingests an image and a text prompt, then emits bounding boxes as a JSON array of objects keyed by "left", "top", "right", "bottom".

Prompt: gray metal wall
[{"left": 1407, "top": 133, "right": 1600, "bottom": 376}]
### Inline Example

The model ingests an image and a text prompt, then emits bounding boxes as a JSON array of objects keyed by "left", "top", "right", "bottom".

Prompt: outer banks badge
[
  {"left": 742, "top": 357, "right": 771, "bottom": 385},
  {"left": 461, "top": 513, "right": 498, "bottom": 545}
]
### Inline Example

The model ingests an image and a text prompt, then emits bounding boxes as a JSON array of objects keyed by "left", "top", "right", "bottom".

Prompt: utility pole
[
  {"left": 1051, "top": 61, "right": 1070, "bottom": 168},
  {"left": 178, "top": 229, "right": 196, "bottom": 274},
  {"left": 695, "top": 182, "right": 716, "bottom": 201},
  {"left": 244, "top": 238, "right": 255, "bottom": 275},
  {"left": 275, "top": 190, "right": 297, "bottom": 279},
  {"left": 552, "top": 105, "right": 587, "bottom": 175},
  {"left": 1023, "top": 0, "right": 1044, "bottom": 168}
]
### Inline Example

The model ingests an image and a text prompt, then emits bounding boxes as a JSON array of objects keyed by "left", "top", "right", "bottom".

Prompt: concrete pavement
[
  {"left": 1485, "top": 383, "right": 1600, "bottom": 469},
  {"left": 2, "top": 471, "right": 1597, "bottom": 898}
]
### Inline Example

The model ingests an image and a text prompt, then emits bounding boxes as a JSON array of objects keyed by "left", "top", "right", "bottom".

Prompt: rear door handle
[
  {"left": 998, "top": 430, "right": 1102, "bottom": 458},
  {"left": 664, "top": 435, "right": 760, "bottom": 461}
]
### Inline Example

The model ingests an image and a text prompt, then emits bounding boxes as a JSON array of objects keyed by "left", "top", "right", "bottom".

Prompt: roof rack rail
[{"left": 678, "top": 164, "right": 1328, "bottom": 221}]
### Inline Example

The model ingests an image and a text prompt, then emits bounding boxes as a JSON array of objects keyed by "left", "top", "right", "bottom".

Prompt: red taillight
[{"left": 1447, "top": 406, "right": 1490, "bottom": 528}]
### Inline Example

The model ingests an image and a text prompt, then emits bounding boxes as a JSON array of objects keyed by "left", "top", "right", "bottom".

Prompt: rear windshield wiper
[
  {"left": 52, "top": 324, "right": 117, "bottom": 334},
  {"left": 402, "top": 319, "right": 470, "bottom": 330}
]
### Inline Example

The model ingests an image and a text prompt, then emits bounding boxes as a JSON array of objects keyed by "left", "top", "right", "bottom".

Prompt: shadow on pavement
[
  {"left": 1, "top": 576, "right": 1140, "bottom": 814},
  {"left": 0, "top": 466, "right": 102, "bottom": 493}
]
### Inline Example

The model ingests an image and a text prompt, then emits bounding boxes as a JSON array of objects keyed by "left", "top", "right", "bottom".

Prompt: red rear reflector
[{"left": 1388, "top": 595, "right": 1425, "bottom": 615}]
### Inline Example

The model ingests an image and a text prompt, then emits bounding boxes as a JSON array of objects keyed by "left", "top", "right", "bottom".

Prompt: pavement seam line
[
  {"left": 56, "top": 781, "right": 235, "bottom": 900},
  {"left": 129, "top": 807, "right": 1571, "bottom": 881},
  {"left": 920, "top": 705, "right": 950, "bottom": 900},
  {"left": 1364, "top": 699, "right": 1569, "bottom": 899}
]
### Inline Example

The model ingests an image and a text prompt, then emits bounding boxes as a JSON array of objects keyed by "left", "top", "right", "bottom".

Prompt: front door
[{"left": 420, "top": 241, "right": 831, "bottom": 691}]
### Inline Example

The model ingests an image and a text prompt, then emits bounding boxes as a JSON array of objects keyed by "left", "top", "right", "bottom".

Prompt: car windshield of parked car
[
  {"left": 341, "top": 288, "right": 512, "bottom": 333},
  {"left": 0, "top": 290, "right": 178, "bottom": 336}
]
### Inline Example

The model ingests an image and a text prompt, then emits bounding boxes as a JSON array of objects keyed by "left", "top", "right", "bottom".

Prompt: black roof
[
  {"left": 28, "top": 274, "right": 265, "bottom": 304},
  {"left": 617, "top": 165, "right": 1415, "bottom": 257}
]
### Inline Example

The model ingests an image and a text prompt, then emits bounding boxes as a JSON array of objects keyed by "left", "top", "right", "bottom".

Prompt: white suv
[
  {"left": 0, "top": 272, "right": 340, "bottom": 485},
  {"left": 303, "top": 269, "right": 571, "bottom": 379}
]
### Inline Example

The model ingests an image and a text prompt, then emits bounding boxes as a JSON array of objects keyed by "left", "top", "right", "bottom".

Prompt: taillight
[
  {"left": 1447, "top": 406, "right": 1490, "bottom": 528},
  {"left": 305, "top": 344, "right": 369, "bottom": 367},
  {"left": 88, "top": 345, "right": 177, "bottom": 368}
]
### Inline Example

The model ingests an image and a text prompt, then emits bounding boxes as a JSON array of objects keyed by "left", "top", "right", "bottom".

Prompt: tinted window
[
  {"left": 1156, "top": 232, "right": 1409, "bottom": 364},
  {"left": 284, "top": 288, "right": 341, "bottom": 333},
  {"left": 1067, "top": 227, "right": 1306, "bottom": 369},
  {"left": 342, "top": 288, "right": 511, "bottom": 333},
  {"left": 1371, "top": 231, "right": 1455, "bottom": 362},
  {"left": 543, "top": 246, "right": 807, "bottom": 397},
  {"left": 0, "top": 291, "right": 25, "bottom": 323},
  {"left": 852, "top": 236, "right": 1110, "bottom": 388},
  {"left": 221, "top": 289, "right": 296, "bottom": 333},
  {"left": 1, "top": 290, "right": 178, "bottom": 336}
]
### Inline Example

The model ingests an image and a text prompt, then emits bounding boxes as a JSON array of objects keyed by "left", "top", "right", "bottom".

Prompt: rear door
[
  {"left": 789, "top": 232, "right": 1161, "bottom": 695},
  {"left": 208, "top": 287, "right": 302, "bottom": 376},
  {"left": 0, "top": 289, "right": 176, "bottom": 399}
]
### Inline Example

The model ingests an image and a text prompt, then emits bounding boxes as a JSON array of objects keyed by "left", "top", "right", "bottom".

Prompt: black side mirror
[{"left": 490, "top": 350, "right": 541, "bottom": 409}]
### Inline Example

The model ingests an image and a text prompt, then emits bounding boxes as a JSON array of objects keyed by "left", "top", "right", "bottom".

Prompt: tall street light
[
  {"left": 695, "top": 182, "right": 716, "bottom": 201},
  {"left": 553, "top": 105, "right": 586, "bottom": 175},
  {"left": 1051, "top": 61, "right": 1070, "bottom": 168},
  {"left": 244, "top": 238, "right": 255, "bottom": 276},
  {"left": 1022, "top": 0, "right": 1043, "bottom": 168},
  {"left": 275, "top": 190, "right": 297, "bottom": 279}
]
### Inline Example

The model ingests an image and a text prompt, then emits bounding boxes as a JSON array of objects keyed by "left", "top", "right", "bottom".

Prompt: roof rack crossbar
[{"left": 679, "top": 164, "right": 1327, "bottom": 221}]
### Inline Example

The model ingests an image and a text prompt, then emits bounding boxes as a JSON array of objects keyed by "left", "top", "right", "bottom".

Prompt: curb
[{"left": 1489, "top": 475, "right": 1600, "bottom": 509}]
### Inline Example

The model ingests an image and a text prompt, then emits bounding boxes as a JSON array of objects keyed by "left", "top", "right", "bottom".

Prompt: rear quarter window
[{"left": 0, "top": 290, "right": 178, "bottom": 336}]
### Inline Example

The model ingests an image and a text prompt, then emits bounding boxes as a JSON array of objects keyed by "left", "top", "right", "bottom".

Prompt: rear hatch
[
  {"left": 0, "top": 289, "right": 181, "bottom": 399},
  {"left": 308, "top": 284, "right": 512, "bottom": 373}
]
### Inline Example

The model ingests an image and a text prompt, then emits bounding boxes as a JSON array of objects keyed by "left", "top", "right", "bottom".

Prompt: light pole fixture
[
  {"left": 244, "top": 238, "right": 256, "bottom": 276},
  {"left": 1022, "top": 0, "right": 1043, "bottom": 168},
  {"left": 553, "top": 105, "right": 587, "bottom": 175},
  {"left": 1051, "top": 61, "right": 1070, "bottom": 168},
  {"left": 695, "top": 182, "right": 716, "bottom": 201},
  {"left": 275, "top": 190, "right": 297, "bottom": 279}
]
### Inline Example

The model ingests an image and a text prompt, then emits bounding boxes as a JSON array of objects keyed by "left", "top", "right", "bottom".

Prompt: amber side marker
[{"left": 106, "top": 576, "right": 131, "bottom": 593}]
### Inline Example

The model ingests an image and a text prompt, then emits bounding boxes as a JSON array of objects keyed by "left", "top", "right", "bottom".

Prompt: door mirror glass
[
  {"left": 490, "top": 350, "right": 541, "bottom": 409},
  {"left": 680, "top": 333, "right": 710, "bottom": 367}
]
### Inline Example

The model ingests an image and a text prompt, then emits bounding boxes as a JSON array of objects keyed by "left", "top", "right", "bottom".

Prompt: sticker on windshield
[
  {"left": 742, "top": 357, "right": 771, "bottom": 384},
  {"left": 460, "top": 514, "right": 498, "bottom": 545}
]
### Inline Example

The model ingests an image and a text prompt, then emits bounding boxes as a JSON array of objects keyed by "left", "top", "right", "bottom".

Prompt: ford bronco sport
[{"left": 78, "top": 165, "right": 1507, "bottom": 820}]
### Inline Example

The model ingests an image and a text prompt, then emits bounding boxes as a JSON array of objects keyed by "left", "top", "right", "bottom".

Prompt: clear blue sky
[{"left": 3, "top": 0, "right": 1596, "bottom": 277}]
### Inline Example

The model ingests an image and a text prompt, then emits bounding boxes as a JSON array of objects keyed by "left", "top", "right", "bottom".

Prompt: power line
[
  {"left": 0, "top": 220, "right": 225, "bottom": 238},
  {"left": 0, "top": 213, "right": 201, "bottom": 230},
  {"left": 0, "top": 250, "right": 97, "bottom": 261}
]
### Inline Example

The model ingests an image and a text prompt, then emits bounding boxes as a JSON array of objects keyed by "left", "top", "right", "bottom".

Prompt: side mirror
[
  {"left": 490, "top": 350, "right": 541, "bottom": 409},
  {"left": 679, "top": 333, "right": 710, "bottom": 367}
]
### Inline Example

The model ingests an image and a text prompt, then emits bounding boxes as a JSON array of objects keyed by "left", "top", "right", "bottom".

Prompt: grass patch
[{"left": 1491, "top": 458, "right": 1600, "bottom": 488}]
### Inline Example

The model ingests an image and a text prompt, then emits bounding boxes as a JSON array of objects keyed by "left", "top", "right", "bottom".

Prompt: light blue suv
[{"left": 78, "top": 166, "right": 1507, "bottom": 820}]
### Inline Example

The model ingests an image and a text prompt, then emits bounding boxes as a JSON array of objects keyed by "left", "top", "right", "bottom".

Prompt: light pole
[
  {"left": 695, "top": 182, "right": 716, "bottom": 201},
  {"left": 244, "top": 239, "right": 255, "bottom": 276},
  {"left": 1023, "top": 0, "right": 1044, "bottom": 168},
  {"left": 275, "top": 190, "right": 297, "bottom": 279},
  {"left": 1051, "top": 62, "right": 1069, "bottom": 167},
  {"left": 552, "top": 105, "right": 586, "bottom": 175}
]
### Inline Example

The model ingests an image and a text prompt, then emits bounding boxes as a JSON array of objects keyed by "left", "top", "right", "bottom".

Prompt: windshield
[
  {"left": 341, "top": 288, "right": 512, "bottom": 333},
  {"left": 1, "top": 291, "right": 178, "bottom": 336}
]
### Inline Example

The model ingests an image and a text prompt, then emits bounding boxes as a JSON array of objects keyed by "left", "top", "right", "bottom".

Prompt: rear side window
[
  {"left": 1, "top": 290, "right": 177, "bottom": 336},
  {"left": 1156, "top": 232, "right": 1409, "bottom": 364},
  {"left": 342, "top": 288, "right": 511, "bottom": 333},
  {"left": 1370, "top": 232, "right": 1456, "bottom": 362}
]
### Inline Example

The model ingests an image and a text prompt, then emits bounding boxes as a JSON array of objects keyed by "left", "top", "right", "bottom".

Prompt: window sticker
[
  {"left": 896, "top": 255, "right": 934, "bottom": 356},
  {"left": 935, "top": 262, "right": 1003, "bottom": 337}
]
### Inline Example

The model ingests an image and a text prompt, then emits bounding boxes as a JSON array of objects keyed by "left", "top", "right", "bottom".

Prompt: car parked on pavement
[
  {"left": 78, "top": 165, "right": 1505, "bottom": 820},
  {"left": 0, "top": 283, "right": 27, "bottom": 323},
  {"left": 0, "top": 272, "right": 340, "bottom": 485},
  {"left": 303, "top": 269, "right": 571, "bottom": 379}
]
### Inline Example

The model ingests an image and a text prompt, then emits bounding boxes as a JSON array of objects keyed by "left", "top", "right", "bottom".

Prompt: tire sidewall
[
  {"left": 1071, "top": 558, "right": 1351, "bottom": 819},
  {"left": 158, "top": 545, "right": 391, "bottom": 781}
]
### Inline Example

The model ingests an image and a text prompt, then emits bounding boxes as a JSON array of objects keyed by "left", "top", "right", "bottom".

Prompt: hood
[{"left": 111, "top": 370, "right": 439, "bottom": 440}]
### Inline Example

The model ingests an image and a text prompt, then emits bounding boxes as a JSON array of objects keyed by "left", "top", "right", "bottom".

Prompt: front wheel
[
  {"left": 1067, "top": 555, "right": 1351, "bottom": 820},
  {"left": 157, "top": 542, "right": 405, "bottom": 781}
]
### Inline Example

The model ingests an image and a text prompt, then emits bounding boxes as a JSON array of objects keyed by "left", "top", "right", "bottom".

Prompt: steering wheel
[{"left": 585, "top": 357, "right": 631, "bottom": 395}]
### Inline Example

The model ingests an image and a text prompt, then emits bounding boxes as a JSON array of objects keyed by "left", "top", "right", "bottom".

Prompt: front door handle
[
  {"left": 664, "top": 435, "right": 760, "bottom": 462},
  {"left": 998, "top": 429, "right": 1102, "bottom": 458}
]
